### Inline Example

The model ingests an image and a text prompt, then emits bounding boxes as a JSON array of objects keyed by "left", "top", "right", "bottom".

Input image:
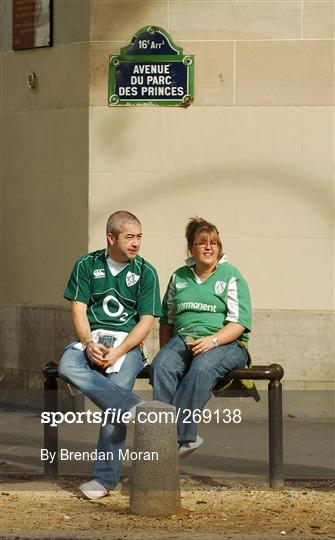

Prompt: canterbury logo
[{"left": 93, "top": 268, "right": 106, "bottom": 278}]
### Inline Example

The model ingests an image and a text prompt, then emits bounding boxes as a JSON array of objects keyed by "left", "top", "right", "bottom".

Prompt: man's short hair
[{"left": 106, "top": 211, "right": 141, "bottom": 238}]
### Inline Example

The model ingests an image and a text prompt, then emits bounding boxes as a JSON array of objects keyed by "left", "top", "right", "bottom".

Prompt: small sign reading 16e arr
[{"left": 108, "top": 26, "right": 194, "bottom": 107}]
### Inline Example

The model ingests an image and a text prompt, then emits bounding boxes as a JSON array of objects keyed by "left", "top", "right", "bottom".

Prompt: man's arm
[
  {"left": 71, "top": 301, "right": 108, "bottom": 367},
  {"left": 71, "top": 300, "right": 91, "bottom": 344},
  {"left": 102, "top": 315, "right": 155, "bottom": 368}
]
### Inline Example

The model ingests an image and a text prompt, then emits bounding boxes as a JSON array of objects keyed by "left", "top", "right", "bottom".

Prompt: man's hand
[
  {"left": 95, "top": 315, "right": 154, "bottom": 370},
  {"left": 85, "top": 342, "right": 109, "bottom": 367},
  {"left": 71, "top": 303, "right": 154, "bottom": 370},
  {"left": 100, "top": 347, "right": 124, "bottom": 370}
]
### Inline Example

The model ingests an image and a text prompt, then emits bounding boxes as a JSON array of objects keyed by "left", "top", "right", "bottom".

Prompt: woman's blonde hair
[{"left": 185, "top": 216, "right": 223, "bottom": 259}]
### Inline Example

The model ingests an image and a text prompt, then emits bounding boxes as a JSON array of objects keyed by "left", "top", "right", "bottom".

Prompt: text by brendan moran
[{"left": 40, "top": 448, "right": 159, "bottom": 464}]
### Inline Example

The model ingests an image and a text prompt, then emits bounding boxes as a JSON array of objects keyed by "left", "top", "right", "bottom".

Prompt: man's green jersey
[
  {"left": 160, "top": 255, "right": 251, "bottom": 342},
  {"left": 64, "top": 249, "right": 162, "bottom": 332}
]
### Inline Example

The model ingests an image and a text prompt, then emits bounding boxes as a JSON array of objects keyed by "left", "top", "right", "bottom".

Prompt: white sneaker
[
  {"left": 79, "top": 479, "right": 108, "bottom": 500},
  {"left": 179, "top": 435, "right": 204, "bottom": 458}
]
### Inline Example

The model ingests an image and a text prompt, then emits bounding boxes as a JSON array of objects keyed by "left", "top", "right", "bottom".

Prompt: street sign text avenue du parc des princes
[{"left": 108, "top": 26, "right": 194, "bottom": 107}]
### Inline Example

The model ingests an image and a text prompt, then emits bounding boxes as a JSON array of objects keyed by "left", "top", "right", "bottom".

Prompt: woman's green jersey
[{"left": 160, "top": 255, "right": 252, "bottom": 342}]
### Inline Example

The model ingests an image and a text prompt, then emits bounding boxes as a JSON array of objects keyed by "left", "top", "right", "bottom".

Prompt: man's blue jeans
[
  {"left": 150, "top": 336, "right": 248, "bottom": 444},
  {"left": 58, "top": 343, "right": 144, "bottom": 489}
]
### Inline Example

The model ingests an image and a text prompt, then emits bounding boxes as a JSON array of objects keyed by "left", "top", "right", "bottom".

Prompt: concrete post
[{"left": 129, "top": 400, "right": 181, "bottom": 516}]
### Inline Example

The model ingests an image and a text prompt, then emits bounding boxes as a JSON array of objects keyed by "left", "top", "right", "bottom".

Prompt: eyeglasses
[{"left": 193, "top": 241, "right": 218, "bottom": 248}]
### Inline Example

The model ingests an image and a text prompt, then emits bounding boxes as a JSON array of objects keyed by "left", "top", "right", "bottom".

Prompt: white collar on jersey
[
  {"left": 104, "top": 249, "right": 129, "bottom": 276},
  {"left": 185, "top": 253, "right": 227, "bottom": 267}
]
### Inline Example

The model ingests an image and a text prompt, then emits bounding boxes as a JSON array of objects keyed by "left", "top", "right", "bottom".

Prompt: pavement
[
  {"left": 0, "top": 533, "right": 323, "bottom": 540},
  {"left": 0, "top": 407, "right": 334, "bottom": 481},
  {"left": 1, "top": 408, "right": 334, "bottom": 540}
]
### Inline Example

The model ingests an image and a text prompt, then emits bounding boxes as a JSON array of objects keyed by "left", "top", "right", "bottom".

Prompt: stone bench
[{"left": 42, "top": 361, "right": 284, "bottom": 488}]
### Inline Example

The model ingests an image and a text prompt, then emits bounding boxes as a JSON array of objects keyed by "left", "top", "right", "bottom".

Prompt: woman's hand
[
  {"left": 191, "top": 323, "right": 245, "bottom": 355},
  {"left": 191, "top": 336, "right": 216, "bottom": 356}
]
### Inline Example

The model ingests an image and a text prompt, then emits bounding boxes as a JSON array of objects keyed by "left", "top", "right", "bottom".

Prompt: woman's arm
[
  {"left": 192, "top": 322, "right": 245, "bottom": 356},
  {"left": 192, "top": 270, "right": 252, "bottom": 356},
  {"left": 159, "top": 324, "right": 174, "bottom": 348},
  {"left": 213, "top": 322, "right": 245, "bottom": 345},
  {"left": 159, "top": 273, "right": 176, "bottom": 347}
]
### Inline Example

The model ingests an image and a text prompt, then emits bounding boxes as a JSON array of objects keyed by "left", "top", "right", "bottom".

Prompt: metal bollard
[
  {"left": 268, "top": 367, "right": 284, "bottom": 489},
  {"left": 43, "top": 362, "right": 58, "bottom": 479}
]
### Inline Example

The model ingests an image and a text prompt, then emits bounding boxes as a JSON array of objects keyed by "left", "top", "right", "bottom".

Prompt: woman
[{"left": 150, "top": 217, "right": 252, "bottom": 457}]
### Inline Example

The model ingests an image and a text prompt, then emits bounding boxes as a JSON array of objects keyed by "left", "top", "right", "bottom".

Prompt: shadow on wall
[
  {"left": 89, "top": 8, "right": 332, "bottom": 238},
  {"left": 91, "top": 111, "right": 331, "bottom": 228},
  {"left": 90, "top": 161, "right": 332, "bottom": 237}
]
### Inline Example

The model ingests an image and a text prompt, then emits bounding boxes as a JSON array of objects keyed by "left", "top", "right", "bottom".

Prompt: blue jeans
[
  {"left": 150, "top": 336, "right": 248, "bottom": 444},
  {"left": 58, "top": 343, "right": 144, "bottom": 489}
]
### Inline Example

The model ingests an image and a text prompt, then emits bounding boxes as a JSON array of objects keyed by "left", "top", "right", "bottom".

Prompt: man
[{"left": 58, "top": 211, "right": 162, "bottom": 499}]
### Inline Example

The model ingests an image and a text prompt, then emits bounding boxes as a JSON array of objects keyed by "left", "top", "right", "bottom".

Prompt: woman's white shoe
[{"left": 179, "top": 435, "right": 204, "bottom": 458}]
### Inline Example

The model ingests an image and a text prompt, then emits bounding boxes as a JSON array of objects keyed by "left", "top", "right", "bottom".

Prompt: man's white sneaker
[
  {"left": 179, "top": 435, "right": 204, "bottom": 458},
  {"left": 79, "top": 479, "right": 108, "bottom": 500}
]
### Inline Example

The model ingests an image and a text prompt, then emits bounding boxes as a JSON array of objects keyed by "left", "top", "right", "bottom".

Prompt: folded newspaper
[
  {"left": 72, "top": 329, "right": 128, "bottom": 373},
  {"left": 67, "top": 329, "right": 148, "bottom": 396}
]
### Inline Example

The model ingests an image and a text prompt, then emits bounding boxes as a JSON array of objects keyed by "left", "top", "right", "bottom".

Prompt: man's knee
[
  {"left": 58, "top": 354, "right": 71, "bottom": 381},
  {"left": 109, "top": 350, "right": 142, "bottom": 389},
  {"left": 58, "top": 348, "right": 84, "bottom": 381}
]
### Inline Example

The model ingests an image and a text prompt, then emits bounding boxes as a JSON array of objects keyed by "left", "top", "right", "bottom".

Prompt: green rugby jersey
[
  {"left": 64, "top": 250, "right": 162, "bottom": 332},
  {"left": 160, "top": 255, "right": 251, "bottom": 342}
]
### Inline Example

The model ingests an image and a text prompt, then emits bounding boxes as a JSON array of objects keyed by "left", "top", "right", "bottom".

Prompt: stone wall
[
  {"left": 0, "top": 0, "right": 89, "bottom": 308},
  {"left": 0, "top": 303, "right": 333, "bottom": 417}
]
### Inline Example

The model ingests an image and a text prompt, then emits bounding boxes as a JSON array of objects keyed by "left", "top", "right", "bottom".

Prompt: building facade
[{"left": 0, "top": 0, "right": 334, "bottom": 415}]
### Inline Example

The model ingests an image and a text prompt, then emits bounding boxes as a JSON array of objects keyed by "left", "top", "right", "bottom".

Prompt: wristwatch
[{"left": 211, "top": 336, "right": 219, "bottom": 347}]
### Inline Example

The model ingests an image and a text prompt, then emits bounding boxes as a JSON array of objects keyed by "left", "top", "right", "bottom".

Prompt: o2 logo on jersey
[{"left": 103, "top": 295, "right": 129, "bottom": 322}]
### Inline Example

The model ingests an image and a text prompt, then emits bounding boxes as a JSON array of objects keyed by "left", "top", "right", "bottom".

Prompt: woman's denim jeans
[
  {"left": 58, "top": 343, "right": 144, "bottom": 489},
  {"left": 150, "top": 336, "right": 248, "bottom": 444}
]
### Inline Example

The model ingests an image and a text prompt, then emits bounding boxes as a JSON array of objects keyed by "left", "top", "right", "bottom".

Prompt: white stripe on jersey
[
  {"left": 74, "top": 255, "right": 93, "bottom": 300},
  {"left": 143, "top": 263, "right": 157, "bottom": 313},
  {"left": 134, "top": 258, "right": 142, "bottom": 272},
  {"left": 226, "top": 277, "right": 239, "bottom": 323}
]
